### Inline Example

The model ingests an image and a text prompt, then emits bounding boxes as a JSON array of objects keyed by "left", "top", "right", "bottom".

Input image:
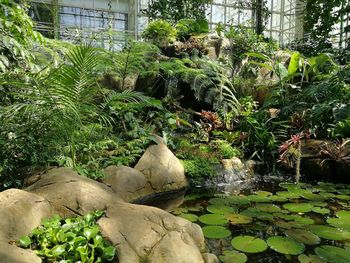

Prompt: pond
[{"left": 169, "top": 176, "right": 350, "bottom": 263}]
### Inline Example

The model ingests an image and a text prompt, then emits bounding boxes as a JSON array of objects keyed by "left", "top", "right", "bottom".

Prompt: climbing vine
[{"left": 303, "top": 0, "right": 350, "bottom": 49}]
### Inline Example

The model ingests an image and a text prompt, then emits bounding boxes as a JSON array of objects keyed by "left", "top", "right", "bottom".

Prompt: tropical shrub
[
  {"left": 181, "top": 157, "right": 219, "bottom": 186},
  {"left": 176, "top": 19, "right": 209, "bottom": 41},
  {"left": 215, "top": 140, "right": 242, "bottom": 159},
  {"left": 18, "top": 211, "right": 116, "bottom": 263},
  {"left": 154, "top": 57, "right": 240, "bottom": 113},
  {"left": 0, "top": 0, "right": 43, "bottom": 72},
  {"left": 0, "top": 45, "right": 152, "bottom": 187},
  {"left": 144, "top": 0, "right": 211, "bottom": 23},
  {"left": 142, "top": 20, "right": 177, "bottom": 48}
]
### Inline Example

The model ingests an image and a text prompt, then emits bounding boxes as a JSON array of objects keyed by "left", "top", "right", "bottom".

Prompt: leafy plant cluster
[
  {"left": 143, "top": 0, "right": 212, "bottom": 23},
  {"left": 0, "top": 0, "right": 43, "bottom": 72},
  {"left": 18, "top": 211, "right": 116, "bottom": 263},
  {"left": 142, "top": 19, "right": 209, "bottom": 48},
  {"left": 301, "top": 0, "right": 350, "bottom": 55}
]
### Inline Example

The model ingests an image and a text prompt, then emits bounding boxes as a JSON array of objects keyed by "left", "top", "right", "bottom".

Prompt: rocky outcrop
[
  {"left": 0, "top": 144, "right": 215, "bottom": 263},
  {"left": 135, "top": 143, "right": 188, "bottom": 193}
]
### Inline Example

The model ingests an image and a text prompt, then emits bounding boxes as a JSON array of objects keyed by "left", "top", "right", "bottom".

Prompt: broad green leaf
[
  {"left": 276, "top": 63, "right": 289, "bottom": 81},
  {"left": 198, "top": 214, "right": 228, "bottom": 225},
  {"left": 18, "top": 236, "right": 32, "bottom": 248},
  {"left": 225, "top": 213, "right": 253, "bottom": 225},
  {"left": 102, "top": 246, "right": 116, "bottom": 260},
  {"left": 202, "top": 226, "right": 231, "bottom": 239},
  {"left": 219, "top": 250, "right": 247, "bottom": 263},
  {"left": 283, "top": 203, "right": 314, "bottom": 213},
  {"left": 286, "top": 229, "right": 320, "bottom": 245},
  {"left": 267, "top": 236, "right": 305, "bottom": 255},
  {"left": 315, "top": 245, "right": 350, "bottom": 263},
  {"left": 51, "top": 244, "right": 66, "bottom": 257},
  {"left": 309, "top": 225, "right": 350, "bottom": 241},
  {"left": 178, "top": 213, "right": 198, "bottom": 222},
  {"left": 231, "top": 236, "right": 268, "bottom": 253},
  {"left": 206, "top": 204, "right": 237, "bottom": 214},
  {"left": 83, "top": 226, "right": 99, "bottom": 240},
  {"left": 298, "top": 254, "right": 325, "bottom": 263},
  {"left": 288, "top": 52, "right": 301, "bottom": 75}
]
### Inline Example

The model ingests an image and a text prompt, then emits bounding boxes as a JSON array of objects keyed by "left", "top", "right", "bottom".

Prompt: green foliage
[
  {"left": 0, "top": 44, "right": 157, "bottom": 187},
  {"left": 181, "top": 156, "right": 219, "bottom": 185},
  {"left": 302, "top": 0, "right": 349, "bottom": 53},
  {"left": 175, "top": 19, "right": 209, "bottom": 41},
  {"left": 0, "top": 0, "right": 43, "bottom": 72},
  {"left": 333, "top": 119, "right": 350, "bottom": 138},
  {"left": 157, "top": 57, "right": 240, "bottom": 112},
  {"left": 215, "top": 140, "right": 242, "bottom": 159},
  {"left": 142, "top": 20, "right": 177, "bottom": 47},
  {"left": 99, "top": 40, "right": 159, "bottom": 90},
  {"left": 144, "top": 0, "right": 211, "bottom": 23},
  {"left": 18, "top": 211, "right": 116, "bottom": 263},
  {"left": 225, "top": 25, "right": 278, "bottom": 71}
]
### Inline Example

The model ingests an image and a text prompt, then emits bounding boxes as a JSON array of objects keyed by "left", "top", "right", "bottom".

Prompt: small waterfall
[{"left": 204, "top": 158, "right": 258, "bottom": 193}]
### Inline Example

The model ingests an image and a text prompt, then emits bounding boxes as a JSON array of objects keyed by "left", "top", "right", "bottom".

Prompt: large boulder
[
  {"left": 103, "top": 165, "right": 150, "bottom": 202},
  {"left": 0, "top": 189, "right": 53, "bottom": 263},
  {"left": 134, "top": 143, "right": 188, "bottom": 192},
  {"left": 99, "top": 202, "right": 213, "bottom": 263},
  {"left": 26, "top": 167, "right": 123, "bottom": 217}
]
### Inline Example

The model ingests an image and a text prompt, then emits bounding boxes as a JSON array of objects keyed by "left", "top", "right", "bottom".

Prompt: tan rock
[
  {"left": 0, "top": 243, "right": 41, "bottom": 263},
  {"left": 0, "top": 189, "right": 53, "bottom": 241},
  {"left": 26, "top": 167, "right": 122, "bottom": 217},
  {"left": 99, "top": 203, "right": 207, "bottom": 263},
  {"left": 221, "top": 157, "right": 244, "bottom": 171},
  {"left": 135, "top": 144, "right": 188, "bottom": 192},
  {"left": 103, "top": 165, "right": 149, "bottom": 202},
  {"left": 0, "top": 189, "right": 52, "bottom": 263}
]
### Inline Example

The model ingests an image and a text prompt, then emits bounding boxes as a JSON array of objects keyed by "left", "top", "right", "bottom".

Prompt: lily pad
[
  {"left": 241, "top": 209, "right": 274, "bottom": 221},
  {"left": 283, "top": 203, "right": 314, "bottom": 213},
  {"left": 267, "top": 236, "right": 305, "bottom": 255},
  {"left": 291, "top": 215, "right": 314, "bottom": 225},
  {"left": 219, "top": 250, "right": 247, "bottom": 263},
  {"left": 336, "top": 210, "right": 350, "bottom": 220},
  {"left": 231, "top": 236, "right": 268, "bottom": 253},
  {"left": 286, "top": 229, "right": 321, "bottom": 245},
  {"left": 198, "top": 214, "right": 228, "bottom": 225},
  {"left": 336, "top": 195, "right": 350, "bottom": 200},
  {"left": 226, "top": 195, "right": 250, "bottom": 205},
  {"left": 225, "top": 214, "right": 253, "bottom": 225},
  {"left": 179, "top": 213, "right": 198, "bottom": 222},
  {"left": 309, "top": 225, "right": 350, "bottom": 241},
  {"left": 308, "top": 201, "right": 328, "bottom": 207},
  {"left": 326, "top": 218, "right": 350, "bottom": 231},
  {"left": 255, "top": 191, "right": 273, "bottom": 197},
  {"left": 206, "top": 204, "right": 237, "bottom": 215},
  {"left": 202, "top": 226, "right": 231, "bottom": 239},
  {"left": 315, "top": 245, "right": 350, "bottom": 263},
  {"left": 318, "top": 192, "right": 336, "bottom": 199},
  {"left": 311, "top": 207, "right": 330, "bottom": 214},
  {"left": 255, "top": 203, "right": 281, "bottom": 213},
  {"left": 247, "top": 195, "right": 270, "bottom": 203},
  {"left": 277, "top": 191, "right": 301, "bottom": 199},
  {"left": 298, "top": 254, "right": 325, "bottom": 263},
  {"left": 273, "top": 213, "right": 295, "bottom": 221},
  {"left": 302, "top": 193, "right": 327, "bottom": 201},
  {"left": 269, "top": 195, "right": 288, "bottom": 202}
]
